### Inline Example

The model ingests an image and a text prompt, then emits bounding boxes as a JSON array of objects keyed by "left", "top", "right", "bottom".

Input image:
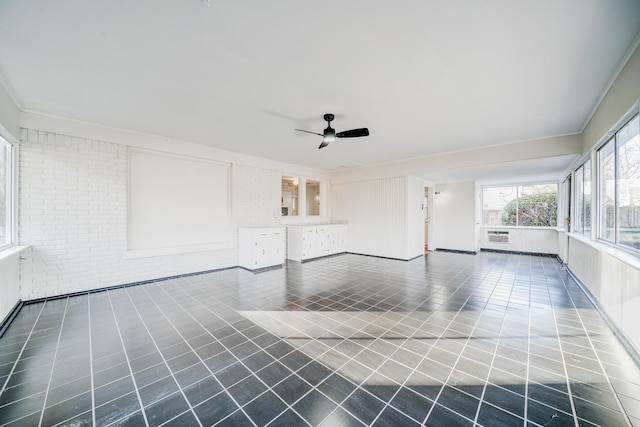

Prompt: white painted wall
[
  {"left": 0, "top": 246, "right": 23, "bottom": 323},
  {"left": 432, "top": 182, "right": 477, "bottom": 252},
  {"left": 564, "top": 43, "right": 640, "bottom": 354},
  {"left": 17, "top": 128, "right": 286, "bottom": 300},
  {"left": 332, "top": 176, "right": 421, "bottom": 260},
  {"left": 480, "top": 227, "right": 559, "bottom": 254},
  {"left": 568, "top": 236, "right": 640, "bottom": 351},
  {"left": 407, "top": 176, "right": 426, "bottom": 258},
  {"left": 0, "top": 83, "right": 20, "bottom": 142},
  {"left": 0, "top": 81, "right": 21, "bottom": 323}
]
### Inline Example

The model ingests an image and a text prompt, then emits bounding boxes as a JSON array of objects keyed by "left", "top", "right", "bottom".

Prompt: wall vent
[{"left": 487, "top": 230, "right": 509, "bottom": 244}]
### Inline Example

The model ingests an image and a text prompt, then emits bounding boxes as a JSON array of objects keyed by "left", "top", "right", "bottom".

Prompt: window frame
[
  {"left": 595, "top": 113, "right": 640, "bottom": 253},
  {"left": 481, "top": 182, "right": 559, "bottom": 228},
  {"left": 0, "top": 135, "right": 14, "bottom": 251},
  {"left": 573, "top": 159, "right": 591, "bottom": 236}
]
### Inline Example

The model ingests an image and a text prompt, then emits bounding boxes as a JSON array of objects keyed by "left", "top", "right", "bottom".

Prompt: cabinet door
[
  {"left": 269, "top": 229, "right": 286, "bottom": 265},
  {"left": 317, "top": 226, "right": 332, "bottom": 255},
  {"left": 254, "top": 233, "right": 271, "bottom": 268},
  {"left": 301, "top": 227, "right": 316, "bottom": 259}
]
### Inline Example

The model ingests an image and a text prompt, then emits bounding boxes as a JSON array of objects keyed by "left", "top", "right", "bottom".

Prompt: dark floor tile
[
  {"left": 173, "top": 362, "right": 211, "bottom": 389},
  {"left": 144, "top": 391, "right": 191, "bottom": 427},
  {"left": 317, "top": 373, "right": 358, "bottom": 404},
  {"left": 243, "top": 390, "right": 287, "bottom": 426},
  {"left": 228, "top": 374, "right": 268, "bottom": 406},
  {"left": 215, "top": 362, "right": 251, "bottom": 388},
  {"left": 45, "top": 375, "right": 92, "bottom": 407},
  {"left": 193, "top": 391, "right": 239, "bottom": 425},
  {"left": 298, "top": 360, "right": 333, "bottom": 386},
  {"left": 526, "top": 399, "right": 575, "bottom": 427},
  {"left": 217, "top": 408, "right": 254, "bottom": 426},
  {"left": 255, "top": 361, "right": 292, "bottom": 387},
  {"left": 0, "top": 392, "right": 46, "bottom": 425},
  {"left": 389, "top": 386, "right": 434, "bottom": 423},
  {"left": 93, "top": 362, "right": 131, "bottom": 388},
  {"left": 267, "top": 408, "right": 310, "bottom": 426},
  {"left": 293, "top": 389, "right": 338, "bottom": 426},
  {"left": 95, "top": 391, "right": 142, "bottom": 426},
  {"left": 341, "top": 388, "right": 386, "bottom": 425},
  {"left": 160, "top": 409, "right": 200, "bottom": 427},
  {"left": 482, "top": 384, "right": 525, "bottom": 418},
  {"left": 133, "top": 363, "right": 172, "bottom": 389},
  {"left": 243, "top": 350, "right": 275, "bottom": 372},
  {"left": 138, "top": 375, "right": 180, "bottom": 407},
  {"left": 166, "top": 351, "right": 201, "bottom": 373},
  {"left": 528, "top": 382, "right": 572, "bottom": 415},
  {"left": 372, "top": 405, "right": 421, "bottom": 427},
  {"left": 203, "top": 350, "right": 237, "bottom": 373},
  {"left": 183, "top": 376, "right": 224, "bottom": 407},
  {"left": 280, "top": 350, "right": 313, "bottom": 372},
  {"left": 435, "top": 385, "right": 480, "bottom": 421},
  {"left": 264, "top": 341, "right": 296, "bottom": 359},
  {"left": 194, "top": 341, "right": 225, "bottom": 359},
  {"left": 573, "top": 397, "right": 629, "bottom": 427},
  {"left": 41, "top": 391, "right": 92, "bottom": 426},
  {"left": 272, "top": 373, "right": 312, "bottom": 405},
  {"left": 476, "top": 402, "right": 524, "bottom": 427},
  {"left": 424, "top": 403, "right": 473, "bottom": 427}
]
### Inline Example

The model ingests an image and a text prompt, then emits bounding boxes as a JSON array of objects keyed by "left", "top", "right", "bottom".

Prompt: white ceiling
[{"left": 1, "top": 0, "right": 639, "bottom": 178}]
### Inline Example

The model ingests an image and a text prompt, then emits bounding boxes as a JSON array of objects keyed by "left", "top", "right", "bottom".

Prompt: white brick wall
[{"left": 18, "top": 129, "right": 281, "bottom": 300}]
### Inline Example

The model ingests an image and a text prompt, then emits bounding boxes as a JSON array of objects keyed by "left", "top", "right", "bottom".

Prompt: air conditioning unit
[{"left": 488, "top": 230, "right": 509, "bottom": 244}]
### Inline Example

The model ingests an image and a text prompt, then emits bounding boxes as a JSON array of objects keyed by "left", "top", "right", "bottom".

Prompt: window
[
  {"left": 0, "top": 137, "right": 12, "bottom": 248},
  {"left": 281, "top": 176, "right": 299, "bottom": 216},
  {"left": 482, "top": 184, "right": 558, "bottom": 227},
  {"left": 281, "top": 176, "right": 325, "bottom": 217},
  {"left": 306, "top": 179, "right": 320, "bottom": 216},
  {"left": 574, "top": 160, "right": 591, "bottom": 235},
  {"left": 598, "top": 138, "right": 616, "bottom": 242},
  {"left": 598, "top": 114, "right": 640, "bottom": 250}
]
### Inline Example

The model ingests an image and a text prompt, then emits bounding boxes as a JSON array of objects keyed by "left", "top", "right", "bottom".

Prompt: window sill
[
  {"left": 567, "top": 232, "right": 640, "bottom": 271},
  {"left": 123, "top": 241, "right": 234, "bottom": 259},
  {"left": 479, "top": 225, "right": 559, "bottom": 230},
  {"left": 0, "top": 245, "right": 30, "bottom": 261}
]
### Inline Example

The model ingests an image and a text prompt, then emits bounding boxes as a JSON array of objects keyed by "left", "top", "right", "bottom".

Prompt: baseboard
[
  {"left": 435, "top": 248, "right": 478, "bottom": 255},
  {"left": 480, "top": 248, "right": 558, "bottom": 257},
  {"left": 24, "top": 266, "right": 239, "bottom": 305},
  {"left": 0, "top": 300, "right": 24, "bottom": 338},
  {"left": 566, "top": 267, "right": 640, "bottom": 369}
]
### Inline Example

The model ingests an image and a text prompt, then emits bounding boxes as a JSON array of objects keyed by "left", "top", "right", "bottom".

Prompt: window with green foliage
[
  {"left": 482, "top": 184, "right": 558, "bottom": 227},
  {"left": 574, "top": 160, "right": 591, "bottom": 235},
  {"left": 597, "top": 114, "right": 640, "bottom": 251}
]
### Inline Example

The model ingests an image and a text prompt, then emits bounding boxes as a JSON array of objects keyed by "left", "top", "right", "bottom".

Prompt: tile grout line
[
  {"left": 122, "top": 285, "right": 205, "bottom": 427},
  {"left": 550, "top": 259, "right": 634, "bottom": 427},
  {"left": 540, "top": 261, "right": 580, "bottom": 427},
  {"left": 0, "top": 302, "right": 47, "bottom": 425},
  {"left": 105, "top": 289, "right": 151, "bottom": 427},
  {"left": 37, "top": 297, "right": 69, "bottom": 427},
  {"left": 146, "top": 279, "right": 269, "bottom": 426},
  {"left": 88, "top": 293, "right": 96, "bottom": 427}
]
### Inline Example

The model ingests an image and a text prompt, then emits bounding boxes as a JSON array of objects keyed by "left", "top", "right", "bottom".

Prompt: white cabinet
[
  {"left": 239, "top": 227, "right": 286, "bottom": 271},
  {"left": 287, "top": 224, "right": 348, "bottom": 261}
]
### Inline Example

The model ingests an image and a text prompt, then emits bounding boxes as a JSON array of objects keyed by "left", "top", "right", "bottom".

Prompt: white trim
[
  {"left": 20, "top": 110, "right": 330, "bottom": 180},
  {"left": 123, "top": 242, "right": 234, "bottom": 259},
  {"left": 580, "top": 34, "right": 640, "bottom": 135}
]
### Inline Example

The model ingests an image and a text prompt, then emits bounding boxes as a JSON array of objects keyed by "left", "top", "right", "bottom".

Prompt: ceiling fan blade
[
  {"left": 318, "top": 141, "right": 330, "bottom": 149},
  {"left": 336, "top": 128, "right": 369, "bottom": 138},
  {"left": 295, "top": 129, "right": 323, "bottom": 136}
]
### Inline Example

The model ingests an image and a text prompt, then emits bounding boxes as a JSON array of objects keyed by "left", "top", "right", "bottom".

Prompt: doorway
[{"left": 424, "top": 187, "right": 430, "bottom": 253}]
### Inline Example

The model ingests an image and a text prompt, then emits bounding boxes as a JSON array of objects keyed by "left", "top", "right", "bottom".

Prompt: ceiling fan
[{"left": 295, "top": 113, "right": 369, "bottom": 149}]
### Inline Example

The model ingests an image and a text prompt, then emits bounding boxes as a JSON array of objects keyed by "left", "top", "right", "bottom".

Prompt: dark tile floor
[{"left": 1, "top": 252, "right": 639, "bottom": 426}]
